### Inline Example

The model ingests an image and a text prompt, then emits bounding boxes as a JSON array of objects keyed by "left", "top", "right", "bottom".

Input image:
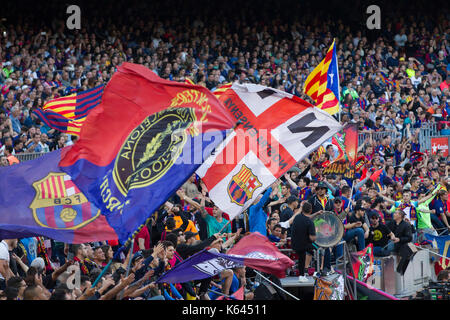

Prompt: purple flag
[
  {"left": 157, "top": 234, "right": 294, "bottom": 283},
  {"left": 156, "top": 249, "right": 244, "bottom": 284}
]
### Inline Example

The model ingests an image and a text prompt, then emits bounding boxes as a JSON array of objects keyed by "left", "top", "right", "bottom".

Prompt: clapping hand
[
  {"left": 152, "top": 242, "right": 165, "bottom": 257},
  {"left": 176, "top": 189, "right": 185, "bottom": 199},
  {"left": 131, "top": 258, "right": 144, "bottom": 273}
]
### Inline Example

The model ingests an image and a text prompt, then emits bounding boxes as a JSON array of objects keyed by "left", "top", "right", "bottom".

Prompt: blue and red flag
[
  {"left": 0, "top": 148, "right": 117, "bottom": 243},
  {"left": 58, "top": 63, "right": 235, "bottom": 245},
  {"left": 32, "top": 85, "right": 104, "bottom": 136},
  {"left": 424, "top": 234, "right": 450, "bottom": 275}
]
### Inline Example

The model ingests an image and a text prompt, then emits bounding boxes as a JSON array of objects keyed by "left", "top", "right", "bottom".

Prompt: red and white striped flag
[{"left": 196, "top": 83, "right": 342, "bottom": 219}]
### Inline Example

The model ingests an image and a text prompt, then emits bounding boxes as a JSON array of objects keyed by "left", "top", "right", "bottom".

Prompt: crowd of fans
[{"left": 0, "top": 0, "right": 450, "bottom": 300}]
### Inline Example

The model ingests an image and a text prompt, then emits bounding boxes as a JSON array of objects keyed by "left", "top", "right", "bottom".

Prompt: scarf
[
  {"left": 398, "top": 201, "right": 417, "bottom": 222},
  {"left": 393, "top": 176, "right": 404, "bottom": 184},
  {"left": 73, "top": 256, "right": 90, "bottom": 275},
  {"left": 35, "top": 237, "right": 53, "bottom": 272},
  {"left": 318, "top": 196, "right": 328, "bottom": 210}
]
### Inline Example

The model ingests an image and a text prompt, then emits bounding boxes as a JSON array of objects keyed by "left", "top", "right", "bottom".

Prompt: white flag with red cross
[{"left": 196, "top": 83, "right": 343, "bottom": 219}]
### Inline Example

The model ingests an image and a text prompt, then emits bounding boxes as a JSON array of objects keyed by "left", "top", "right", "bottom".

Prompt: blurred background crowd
[{"left": 0, "top": 0, "right": 449, "bottom": 300}]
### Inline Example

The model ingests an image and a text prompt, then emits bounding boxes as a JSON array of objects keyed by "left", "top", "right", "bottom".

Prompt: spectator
[
  {"left": 367, "top": 211, "right": 396, "bottom": 257},
  {"left": 291, "top": 202, "right": 317, "bottom": 282},
  {"left": 1, "top": 0, "right": 450, "bottom": 300},
  {"left": 0, "top": 239, "right": 17, "bottom": 289}
]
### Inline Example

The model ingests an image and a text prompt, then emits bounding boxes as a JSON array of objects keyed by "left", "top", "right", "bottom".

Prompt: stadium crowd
[{"left": 1, "top": 0, "right": 450, "bottom": 300}]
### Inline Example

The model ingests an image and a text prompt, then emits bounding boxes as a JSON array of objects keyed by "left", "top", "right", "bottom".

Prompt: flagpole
[
  {"left": 254, "top": 270, "right": 300, "bottom": 300},
  {"left": 91, "top": 246, "right": 124, "bottom": 288},
  {"left": 207, "top": 289, "right": 236, "bottom": 300},
  {"left": 90, "top": 236, "right": 135, "bottom": 289},
  {"left": 118, "top": 238, "right": 135, "bottom": 300}
]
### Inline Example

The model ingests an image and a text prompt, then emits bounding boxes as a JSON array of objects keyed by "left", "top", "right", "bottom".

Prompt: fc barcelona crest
[
  {"left": 29, "top": 173, "right": 100, "bottom": 230},
  {"left": 227, "top": 165, "right": 262, "bottom": 206}
]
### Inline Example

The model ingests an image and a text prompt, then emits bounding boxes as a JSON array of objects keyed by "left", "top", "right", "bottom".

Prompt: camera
[{"left": 414, "top": 282, "right": 450, "bottom": 300}]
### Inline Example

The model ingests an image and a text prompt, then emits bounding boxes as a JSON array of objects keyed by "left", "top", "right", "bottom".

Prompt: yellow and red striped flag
[
  {"left": 212, "top": 83, "right": 232, "bottom": 97},
  {"left": 303, "top": 39, "right": 340, "bottom": 115},
  {"left": 32, "top": 85, "right": 104, "bottom": 137}
]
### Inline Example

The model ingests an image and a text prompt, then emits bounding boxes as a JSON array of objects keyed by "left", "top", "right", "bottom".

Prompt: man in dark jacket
[
  {"left": 307, "top": 181, "right": 335, "bottom": 273},
  {"left": 291, "top": 202, "right": 317, "bottom": 282},
  {"left": 308, "top": 181, "right": 335, "bottom": 217},
  {"left": 387, "top": 209, "right": 414, "bottom": 275}
]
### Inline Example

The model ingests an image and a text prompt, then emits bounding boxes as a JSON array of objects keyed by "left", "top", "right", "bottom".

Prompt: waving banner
[
  {"left": 157, "top": 232, "right": 294, "bottom": 283},
  {"left": 0, "top": 148, "right": 117, "bottom": 243},
  {"left": 59, "top": 63, "right": 235, "bottom": 244}
]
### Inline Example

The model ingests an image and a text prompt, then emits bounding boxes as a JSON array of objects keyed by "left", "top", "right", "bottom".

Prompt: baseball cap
[
  {"left": 369, "top": 211, "right": 380, "bottom": 220},
  {"left": 132, "top": 251, "right": 143, "bottom": 264},
  {"left": 317, "top": 181, "right": 328, "bottom": 190},
  {"left": 333, "top": 197, "right": 343, "bottom": 203},
  {"left": 184, "top": 231, "right": 199, "bottom": 241},
  {"left": 30, "top": 257, "right": 45, "bottom": 272}
]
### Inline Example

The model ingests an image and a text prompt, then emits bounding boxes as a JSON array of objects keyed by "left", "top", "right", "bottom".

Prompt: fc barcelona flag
[
  {"left": 196, "top": 83, "right": 342, "bottom": 219},
  {"left": 32, "top": 85, "right": 104, "bottom": 137},
  {"left": 0, "top": 148, "right": 117, "bottom": 243},
  {"left": 59, "top": 63, "right": 235, "bottom": 245},
  {"left": 228, "top": 165, "right": 262, "bottom": 206},
  {"left": 303, "top": 39, "right": 340, "bottom": 115}
]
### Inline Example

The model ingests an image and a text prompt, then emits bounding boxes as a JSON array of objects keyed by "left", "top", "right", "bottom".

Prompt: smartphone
[{"left": 41, "top": 32, "right": 46, "bottom": 36}]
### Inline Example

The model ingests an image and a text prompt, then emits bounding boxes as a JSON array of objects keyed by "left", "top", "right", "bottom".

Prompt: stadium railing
[{"left": 15, "top": 152, "right": 47, "bottom": 162}]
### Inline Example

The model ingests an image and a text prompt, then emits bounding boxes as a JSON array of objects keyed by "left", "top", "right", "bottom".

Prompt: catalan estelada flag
[
  {"left": 303, "top": 39, "right": 340, "bottom": 115},
  {"left": 32, "top": 85, "right": 104, "bottom": 136}
]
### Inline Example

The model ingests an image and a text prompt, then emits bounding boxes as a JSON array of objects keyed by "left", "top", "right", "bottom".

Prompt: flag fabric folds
[
  {"left": 322, "top": 123, "right": 359, "bottom": 184},
  {"left": 32, "top": 85, "right": 104, "bottom": 136},
  {"left": 33, "top": 108, "right": 84, "bottom": 136},
  {"left": 216, "top": 286, "right": 244, "bottom": 300},
  {"left": 196, "top": 82, "right": 343, "bottom": 220},
  {"left": 379, "top": 72, "right": 399, "bottom": 91},
  {"left": 327, "top": 123, "right": 358, "bottom": 165},
  {"left": 226, "top": 232, "right": 295, "bottom": 278},
  {"left": 350, "top": 244, "right": 374, "bottom": 282},
  {"left": 0, "top": 148, "right": 117, "bottom": 243},
  {"left": 156, "top": 232, "right": 294, "bottom": 283},
  {"left": 58, "top": 63, "right": 235, "bottom": 245},
  {"left": 424, "top": 234, "right": 450, "bottom": 275},
  {"left": 313, "top": 275, "right": 345, "bottom": 300},
  {"left": 303, "top": 39, "right": 340, "bottom": 115}
]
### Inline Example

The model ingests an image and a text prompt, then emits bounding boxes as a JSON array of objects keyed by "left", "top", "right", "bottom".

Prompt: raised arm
[
  {"left": 380, "top": 194, "right": 395, "bottom": 206},
  {"left": 177, "top": 189, "right": 201, "bottom": 211},
  {"left": 253, "top": 186, "right": 273, "bottom": 211},
  {"left": 284, "top": 173, "right": 298, "bottom": 190},
  {"left": 418, "top": 184, "right": 441, "bottom": 204}
]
